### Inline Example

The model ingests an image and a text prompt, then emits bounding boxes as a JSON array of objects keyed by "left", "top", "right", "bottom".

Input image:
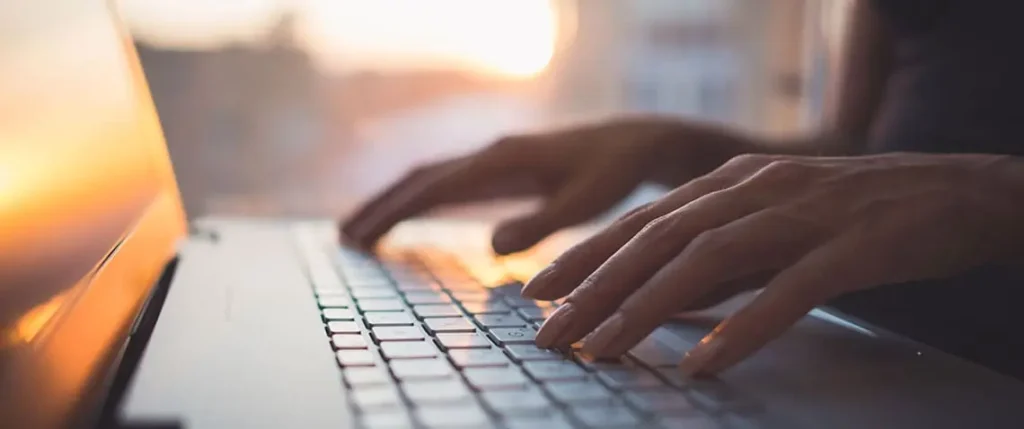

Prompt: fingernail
[
  {"left": 535, "top": 303, "right": 576, "bottom": 347},
  {"left": 679, "top": 334, "right": 726, "bottom": 377},
  {"left": 582, "top": 312, "right": 625, "bottom": 355},
  {"left": 521, "top": 267, "right": 554, "bottom": 298}
]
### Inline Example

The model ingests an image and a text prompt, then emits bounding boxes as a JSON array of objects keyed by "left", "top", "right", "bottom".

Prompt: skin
[{"left": 341, "top": 0, "right": 1024, "bottom": 375}]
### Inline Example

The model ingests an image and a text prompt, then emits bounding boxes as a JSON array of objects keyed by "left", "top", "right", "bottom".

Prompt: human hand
[
  {"left": 341, "top": 116, "right": 753, "bottom": 254},
  {"left": 523, "top": 152, "right": 1024, "bottom": 375}
]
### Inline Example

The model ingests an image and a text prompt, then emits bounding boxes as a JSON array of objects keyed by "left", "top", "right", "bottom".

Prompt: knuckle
[
  {"left": 722, "top": 153, "right": 774, "bottom": 172},
  {"left": 755, "top": 160, "right": 814, "bottom": 183},
  {"left": 490, "top": 134, "right": 528, "bottom": 153},
  {"left": 637, "top": 214, "right": 677, "bottom": 239},
  {"left": 405, "top": 164, "right": 434, "bottom": 179},
  {"left": 614, "top": 202, "right": 656, "bottom": 229}
]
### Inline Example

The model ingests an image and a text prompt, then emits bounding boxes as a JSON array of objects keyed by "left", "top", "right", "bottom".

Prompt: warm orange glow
[
  {"left": 4, "top": 290, "right": 69, "bottom": 346},
  {"left": 499, "top": 256, "right": 546, "bottom": 283},
  {"left": 120, "top": 0, "right": 559, "bottom": 79},
  {"left": 301, "top": 0, "right": 558, "bottom": 78}
]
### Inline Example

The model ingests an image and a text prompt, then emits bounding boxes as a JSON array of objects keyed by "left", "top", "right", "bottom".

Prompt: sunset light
[
  {"left": 120, "top": 0, "right": 560, "bottom": 78},
  {"left": 301, "top": 0, "right": 558, "bottom": 78}
]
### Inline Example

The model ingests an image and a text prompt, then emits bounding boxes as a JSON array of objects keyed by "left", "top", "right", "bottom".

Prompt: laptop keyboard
[{"left": 301, "top": 236, "right": 760, "bottom": 429}]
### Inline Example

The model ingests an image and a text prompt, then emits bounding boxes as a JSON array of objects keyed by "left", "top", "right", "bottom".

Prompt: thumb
[{"left": 491, "top": 160, "right": 645, "bottom": 255}]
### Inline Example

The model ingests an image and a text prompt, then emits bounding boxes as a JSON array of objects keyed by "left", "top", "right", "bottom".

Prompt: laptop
[{"left": 3, "top": 1, "right": 1024, "bottom": 428}]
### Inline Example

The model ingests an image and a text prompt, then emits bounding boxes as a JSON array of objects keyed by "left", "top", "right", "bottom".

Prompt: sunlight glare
[{"left": 300, "top": 0, "right": 557, "bottom": 78}]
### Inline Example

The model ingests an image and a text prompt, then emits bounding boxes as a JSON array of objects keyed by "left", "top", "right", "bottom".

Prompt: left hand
[{"left": 522, "top": 152, "right": 1024, "bottom": 375}]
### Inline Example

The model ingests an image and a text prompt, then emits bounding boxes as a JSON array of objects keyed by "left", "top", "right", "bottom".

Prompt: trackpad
[{"left": 655, "top": 293, "right": 1024, "bottom": 429}]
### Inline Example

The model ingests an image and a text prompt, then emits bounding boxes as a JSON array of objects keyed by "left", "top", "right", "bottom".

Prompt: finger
[
  {"left": 673, "top": 271, "right": 774, "bottom": 312},
  {"left": 491, "top": 154, "right": 646, "bottom": 255},
  {"left": 522, "top": 153, "right": 785, "bottom": 300},
  {"left": 343, "top": 158, "right": 473, "bottom": 248},
  {"left": 581, "top": 209, "right": 824, "bottom": 357},
  {"left": 344, "top": 141, "right": 541, "bottom": 248},
  {"left": 342, "top": 158, "right": 460, "bottom": 244},
  {"left": 679, "top": 232, "right": 868, "bottom": 376},
  {"left": 533, "top": 186, "right": 772, "bottom": 348},
  {"left": 534, "top": 157, "right": 833, "bottom": 348}
]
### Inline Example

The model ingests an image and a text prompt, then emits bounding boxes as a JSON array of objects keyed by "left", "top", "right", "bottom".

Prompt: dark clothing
[{"left": 830, "top": 0, "right": 1024, "bottom": 380}]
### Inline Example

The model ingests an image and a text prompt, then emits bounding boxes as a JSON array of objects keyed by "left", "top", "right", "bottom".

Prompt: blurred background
[{"left": 118, "top": 0, "right": 850, "bottom": 220}]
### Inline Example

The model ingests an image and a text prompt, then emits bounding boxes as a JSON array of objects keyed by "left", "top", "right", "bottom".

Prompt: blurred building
[
  {"left": 137, "top": 14, "right": 328, "bottom": 216},
  {"left": 548, "top": 0, "right": 815, "bottom": 133}
]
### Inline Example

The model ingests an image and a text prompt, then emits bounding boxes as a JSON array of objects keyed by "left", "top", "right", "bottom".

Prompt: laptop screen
[{"left": 0, "top": 1, "right": 184, "bottom": 418}]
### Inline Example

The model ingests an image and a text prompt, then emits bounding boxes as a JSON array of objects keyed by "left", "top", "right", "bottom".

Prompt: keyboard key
[
  {"left": 357, "top": 299, "right": 405, "bottom": 312},
  {"left": 331, "top": 334, "right": 368, "bottom": 349},
  {"left": 394, "top": 280, "right": 443, "bottom": 291},
  {"left": 350, "top": 288, "right": 398, "bottom": 299},
  {"left": 461, "top": 302, "right": 512, "bottom": 315},
  {"left": 436, "top": 333, "right": 493, "bottom": 349},
  {"left": 379, "top": 341, "right": 438, "bottom": 359},
  {"left": 416, "top": 405, "right": 489, "bottom": 428},
  {"left": 372, "top": 326, "right": 424, "bottom": 342},
  {"left": 402, "top": 291, "right": 452, "bottom": 305},
  {"left": 623, "top": 388, "right": 699, "bottom": 414},
  {"left": 449, "top": 348, "right": 511, "bottom": 368},
  {"left": 321, "top": 308, "right": 355, "bottom": 321},
  {"left": 327, "top": 321, "right": 361, "bottom": 334},
  {"left": 501, "top": 295, "right": 542, "bottom": 308},
  {"left": 413, "top": 304, "right": 463, "bottom": 318},
  {"left": 474, "top": 313, "right": 528, "bottom": 329},
  {"left": 685, "top": 379, "right": 758, "bottom": 412},
  {"left": 402, "top": 379, "right": 471, "bottom": 404},
  {"left": 336, "top": 350, "right": 376, "bottom": 367},
  {"left": 441, "top": 279, "right": 486, "bottom": 292},
  {"left": 627, "top": 335, "right": 681, "bottom": 368},
  {"left": 318, "top": 296, "right": 351, "bottom": 308},
  {"left": 480, "top": 387, "right": 553, "bottom": 414},
  {"left": 575, "top": 353, "right": 629, "bottom": 371},
  {"left": 489, "top": 327, "right": 536, "bottom": 345},
  {"left": 446, "top": 290, "right": 493, "bottom": 302},
  {"left": 343, "top": 273, "right": 388, "bottom": 287},
  {"left": 596, "top": 369, "right": 665, "bottom": 390},
  {"left": 350, "top": 386, "right": 402, "bottom": 410},
  {"left": 570, "top": 404, "right": 643, "bottom": 428},
  {"left": 315, "top": 289, "right": 348, "bottom": 298},
  {"left": 516, "top": 307, "right": 553, "bottom": 322},
  {"left": 424, "top": 317, "right": 477, "bottom": 333},
  {"left": 523, "top": 361, "right": 588, "bottom": 381},
  {"left": 488, "top": 281, "right": 524, "bottom": 295},
  {"left": 389, "top": 358, "right": 453, "bottom": 380},
  {"left": 462, "top": 367, "right": 529, "bottom": 390},
  {"left": 343, "top": 367, "right": 391, "bottom": 386},
  {"left": 656, "top": 369, "right": 691, "bottom": 389},
  {"left": 358, "top": 411, "right": 413, "bottom": 429},
  {"left": 364, "top": 312, "right": 415, "bottom": 327},
  {"left": 544, "top": 380, "right": 617, "bottom": 405},
  {"left": 505, "top": 344, "right": 566, "bottom": 362},
  {"left": 504, "top": 415, "right": 575, "bottom": 429}
]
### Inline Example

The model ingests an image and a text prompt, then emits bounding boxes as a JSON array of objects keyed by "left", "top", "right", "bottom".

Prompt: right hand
[{"left": 341, "top": 116, "right": 757, "bottom": 254}]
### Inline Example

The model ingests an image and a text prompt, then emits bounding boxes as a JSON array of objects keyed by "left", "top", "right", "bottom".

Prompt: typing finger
[
  {"left": 679, "top": 232, "right": 867, "bottom": 376},
  {"left": 581, "top": 208, "right": 824, "bottom": 357},
  {"left": 533, "top": 184, "right": 773, "bottom": 349},
  {"left": 522, "top": 153, "right": 787, "bottom": 300},
  {"left": 491, "top": 152, "right": 647, "bottom": 255}
]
